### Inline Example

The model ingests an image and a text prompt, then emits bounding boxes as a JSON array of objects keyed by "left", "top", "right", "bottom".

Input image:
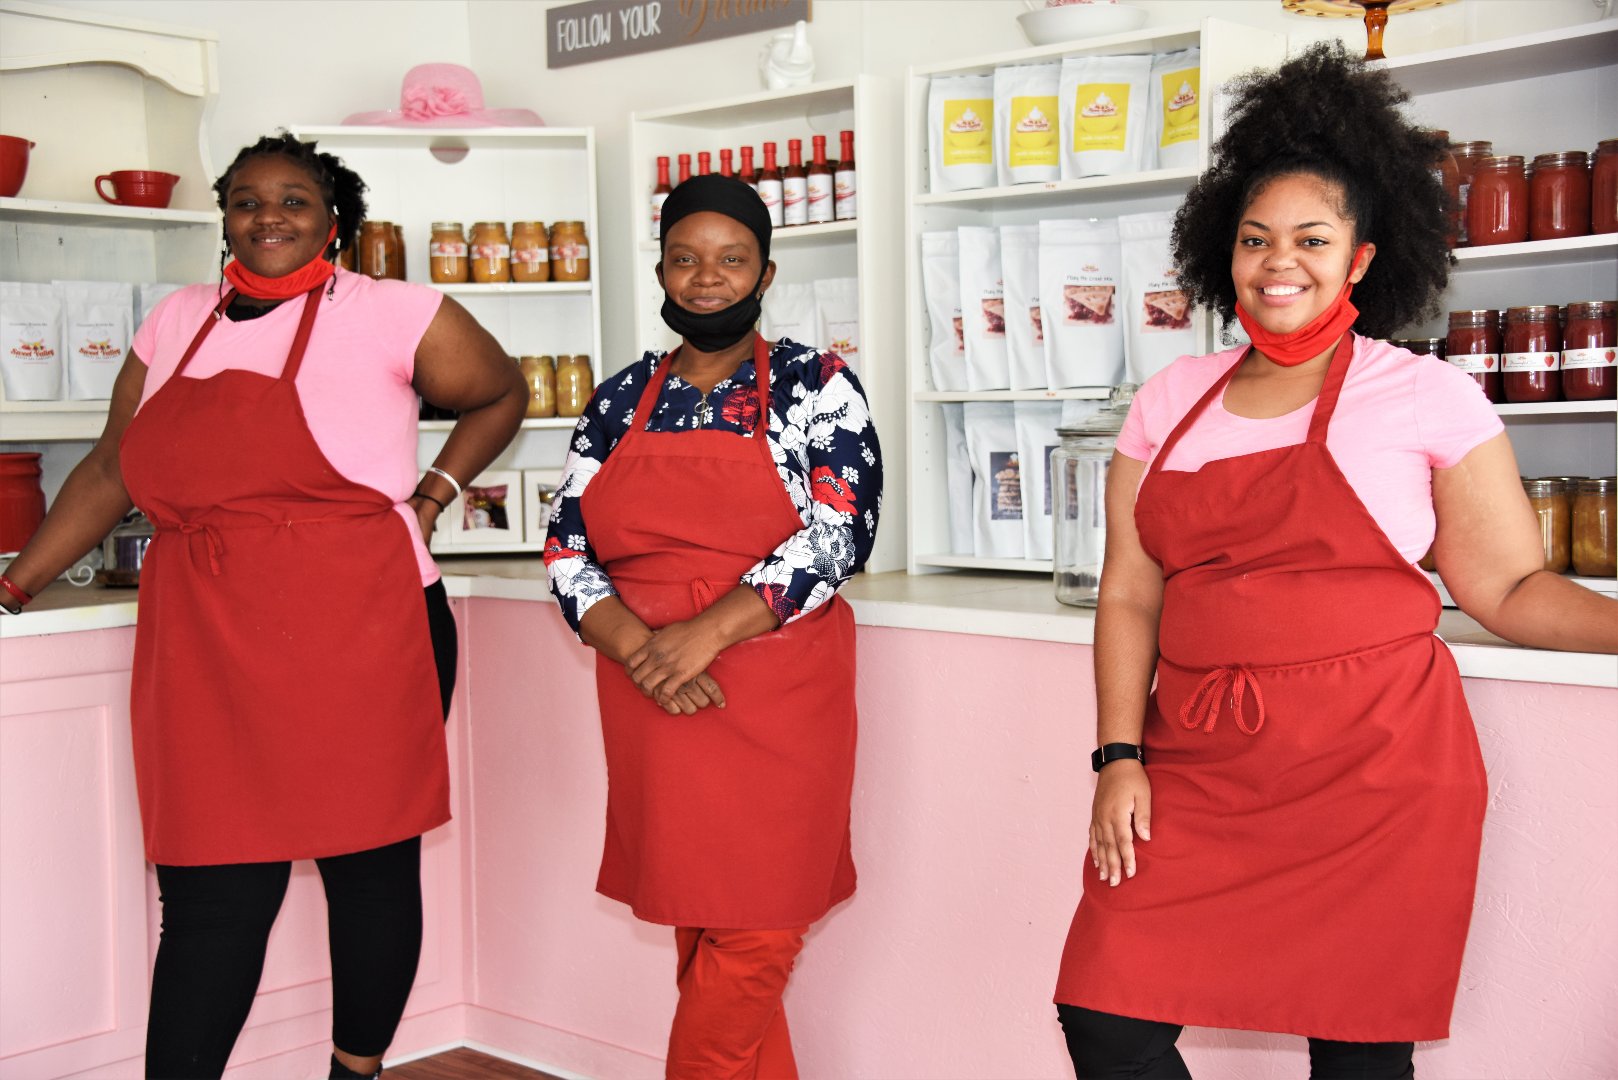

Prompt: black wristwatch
[{"left": 1091, "top": 743, "right": 1145, "bottom": 773}]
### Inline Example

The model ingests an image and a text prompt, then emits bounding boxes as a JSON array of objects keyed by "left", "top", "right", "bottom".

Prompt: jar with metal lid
[
  {"left": 511, "top": 221, "right": 551, "bottom": 283},
  {"left": 1522, "top": 477, "right": 1571, "bottom": 574},
  {"left": 1467, "top": 156, "right": 1528, "bottom": 246},
  {"left": 469, "top": 221, "right": 511, "bottom": 284},
  {"left": 518, "top": 355, "right": 556, "bottom": 418},
  {"left": 1571, "top": 476, "right": 1616, "bottom": 577},
  {"left": 391, "top": 223, "right": 407, "bottom": 280},
  {"left": 1561, "top": 300, "right": 1616, "bottom": 402},
  {"left": 1449, "top": 140, "right": 1493, "bottom": 246},
  {"left": 429, "top": 222, "right": 469, "bottom": 284},
  {"left": 1529, "top": 151, "right": 1591, "bottom": 241},
  {"left": 556, "top": 354, "right": 594, "bottom": 417},
  {"left": 97, "top": 509, "right": 155, "bottom": 587},
  {"left": 1502, "top": 305, "right": 1561, "bottom": 404},
  {"left": 1594, "top": 139, "right": 1618, "bottom": 235},
  {"left": 1050, "top": 385, "right": 1137, "bottom": 607},
  {"left": 1398, "top": 338, "right": 1446, "bottom": 359},
  {"left": 358, "top": 220, "right": 399, "bottom": 280},
  {"left": 1445, "top": 309, "right": 1502, "bottom": 403},
  {"left": 550, "top": 221, "right": 591, "bottom": 282},
  {"left": 1426, "top": 130, "right": 1461, "bottom": 247}
]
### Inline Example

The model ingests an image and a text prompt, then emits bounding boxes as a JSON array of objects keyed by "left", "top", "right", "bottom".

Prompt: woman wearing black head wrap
[{"left": 544, "top": 174, "right": 882, "bottom": 1075}]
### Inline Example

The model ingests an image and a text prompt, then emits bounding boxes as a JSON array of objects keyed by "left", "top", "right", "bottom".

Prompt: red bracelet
[{"left": 0, "top": 574, "right": 32, "bottom": 606}]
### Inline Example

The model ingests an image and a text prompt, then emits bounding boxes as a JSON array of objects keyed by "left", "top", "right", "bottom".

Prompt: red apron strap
[
  {"left": 171, "top": 290, "right": 236, "bottom": 379},
  {"left": 1147, "top": 350, "right": 1246, "bottom": 478},
  {"left": 277, "top": 286, "right": 327, "bottom": 383},
  {"left": 1304, "top": 332, "right": 1357, "bottom": 445},
  {"left": 618, "top": 349, "right": 677, "bottom": 452},
  {"left": 750, "top": 334, "right": 774, "bottom": 468},
  {"left": 620, "top": 333, "right": 775, "bottom": 455}
]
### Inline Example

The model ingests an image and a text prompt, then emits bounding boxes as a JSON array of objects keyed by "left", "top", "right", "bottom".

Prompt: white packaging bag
[
  {"left": 1000, "top": 224, "right": 1045, "bottom": 390},
  {"left": 1039, "top": 218, "right": 1125, "bottom": 388},
  {"left": 137, "top": 282, "right": 187, "bottom": 327},
  {"left": 56, "top": 280, "right": 133, "bottom": 400},
  {"left": 761, "top": 281, "right": 818, "bottom": 349},
  {"left": 813, "top": 277, "right": 861, "bottom": 371},
  {"left": 958, "top": 226, "right": 1010, "bottom": 391},
  {"left": 941, "top": 403, "right": 974, "bottom": 556},
  {"left": 1151, "top": 48, "right": 1202, "bottom": 170},
  {"left": 0, "top": 282, "right": 64, "bottom": 401},
  {"left": 1015, "top": 401, "right": 1063, "bottom": 561},
  {"left": 994, "top": 63, "right": 1061, "bottom": 187},
  {"left": 929, "top": 74, "right": 996, "bottom": 193},
  {"left": 922, "top": 231, "right": 967, "bottom": 392},
  {"left": 1119, "top": 211, "right": 1196, "bottom": 385},
  {"left": 964, "top": 401, "right": 1023, "bottom": 559},
  {"left": 1059, "top": 53, "right": 1151, "bottom": 179}
]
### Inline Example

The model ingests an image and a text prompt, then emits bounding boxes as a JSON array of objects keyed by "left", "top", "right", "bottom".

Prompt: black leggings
[
  {"left": 145, "top": 581, "right": 456, "bottom": 1080},
  {"left": 1057, "top": 1005, "right": 1416, "bottom": 1080}
]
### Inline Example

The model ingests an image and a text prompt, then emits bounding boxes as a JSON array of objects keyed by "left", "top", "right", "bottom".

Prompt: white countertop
[{"left": 6, "top": 559, "right": 1616, "bottom": 689}]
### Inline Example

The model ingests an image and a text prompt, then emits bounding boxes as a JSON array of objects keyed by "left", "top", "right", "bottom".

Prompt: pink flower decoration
[{"left": 402, "top": 85, "right": 470, "bottom": 120}]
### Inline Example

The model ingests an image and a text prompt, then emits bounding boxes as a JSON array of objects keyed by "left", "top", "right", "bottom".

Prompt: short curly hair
[
  {"left": 1172, "top": 40, "right": 1452, "bottom": 340},
  {"left": 213, "top": 131, "right": 368, "bottom": 258}
]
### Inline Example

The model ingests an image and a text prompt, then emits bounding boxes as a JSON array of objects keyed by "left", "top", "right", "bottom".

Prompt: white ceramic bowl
[{"left": 1017, "top": 4, "right": 1149, "bottom": 45}]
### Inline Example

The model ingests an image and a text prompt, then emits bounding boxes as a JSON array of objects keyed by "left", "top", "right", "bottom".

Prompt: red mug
[
  {"left": 94, "top": 169, "right": 180, "bottom": 209},
  {"left": 0, "top": 135, "right": 33, "bottom": 198}
]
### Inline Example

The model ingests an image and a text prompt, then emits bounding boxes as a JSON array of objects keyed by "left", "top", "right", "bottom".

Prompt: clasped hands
[{"left": 626, "top": 619, "right": 728, "bottom": 716}]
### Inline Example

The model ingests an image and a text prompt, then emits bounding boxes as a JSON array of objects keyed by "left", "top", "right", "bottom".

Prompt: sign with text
[{"left": 547, "top": 0, "right": 809, "bottom": 69}]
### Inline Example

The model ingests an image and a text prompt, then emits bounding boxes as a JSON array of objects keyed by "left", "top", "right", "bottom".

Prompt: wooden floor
[{"left": 388, "top": 1047, "right": 566, "bottom": 1079}]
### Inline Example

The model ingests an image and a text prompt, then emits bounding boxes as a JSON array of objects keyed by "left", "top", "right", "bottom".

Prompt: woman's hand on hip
[
  {"left": 407, "top": 494, "right": 442, "bottom": 547},
  {"left": 627, "top": 620, "right": 723, "bottom": 706},
  {"left": 1090, "top": 760, "right": 1151, "bottom": 887}
]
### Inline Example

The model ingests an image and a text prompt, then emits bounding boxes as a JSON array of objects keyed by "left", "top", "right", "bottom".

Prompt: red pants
[{"left": 666, "top": 926, "right": 808, "bottom": 1080}]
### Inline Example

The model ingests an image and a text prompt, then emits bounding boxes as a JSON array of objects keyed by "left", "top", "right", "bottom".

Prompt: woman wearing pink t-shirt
[
  {"left": 0, "top": 133, "right": 526, "bottom": 1079},
  {"left": 1052, "top": 43, "right": 1617, "bottom": 1078}
]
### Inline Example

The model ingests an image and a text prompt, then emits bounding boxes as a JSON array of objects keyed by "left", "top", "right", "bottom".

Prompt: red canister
[
  {"left": 1561, "top": 300, "right": 1616, "bottom": 402},
  {"left": 1446, "top": 309, "right": 1502, "bottom": 403},
  {"left": 0, "top": 452, "right": 47, "bottom": 553},
  {"left": 1593, "top": 139, "right": 1618, "bottom": 235},
  {"left": 1502, "top": 305, "right": 1562, "bottom": 404},
  {"left": 1467, "top": 156, "right": 1528, "bottom": 246},
  {"left": 1529, "top": 151, "right": 1591, "bottom": 241}
]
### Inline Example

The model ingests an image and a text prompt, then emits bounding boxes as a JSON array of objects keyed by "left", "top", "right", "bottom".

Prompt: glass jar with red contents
[
  {"left": 1594, "top": 140, "right": 1618, "bottom": 235},
  {"left": 1467, "top": 156, "right": 1528, "bottom": 246},
  {"left": 1426, "top": 130, "right": 1461, "bottom": 247},
  {"left": 1561, "top": 300, "right": 1617, "bottom": 401},
  {"left": 1446, "top": 309, "right": 1502, "bottom": 403},
  {"left": 1502, "top": 305, "right": 1562, "bottom": 403},
  {"left": 1449, "top": 140, "right": 1494, "bottom": 246},
  {"left": 1529, "top": 151, "right": 1591, "bottom": 241}
]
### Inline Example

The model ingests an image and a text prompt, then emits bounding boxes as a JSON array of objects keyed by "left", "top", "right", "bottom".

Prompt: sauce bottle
[
  {"left": 719, "top": 148, "right": 734, "bottom": 179},
  {"left": 1445, "top": 309, "right": 1502, "bottom": 403},
  {"left": 697, "top": 151, "right": 712, "bottom": 177},
  {"left": 677, "top": 153, "right": 692, "bottom": 187},
  {"left": 757, "top": 142, "right": 784, "bottom": 228},
  {"left": 1467, "top": 156, "right": 1528, "bottom": 246},
  {"left": 807, "top": 135, "right": 834, "bottom": 224},
  {"left": 1594, "top": 139, "right": 1618, "bottom": 235},
  {"left": 782, "top": 138, "right": 808, "bottom": 227},
  {"left": 1529, "top": 151, "right": 1591, "bottom": 241},
  {"left": 651, "top": 156, "right": 672, "bottom": 239},
  {"left": 739, "top": 146, "right": 758, "bottom": 193},
  {"left": 834, "top": 130, "right": 857, "bottom": 221},
  {"left": 1502, "top": 305, "right": 1561, "bottom": 403},
  {"left": 1561, "top": 300, "right": 1616, "bottom": 402}
]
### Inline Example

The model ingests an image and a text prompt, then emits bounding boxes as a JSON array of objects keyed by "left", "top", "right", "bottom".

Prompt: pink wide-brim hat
[{"left": 343, "top": 63, "right": 544, "bottom": 127}]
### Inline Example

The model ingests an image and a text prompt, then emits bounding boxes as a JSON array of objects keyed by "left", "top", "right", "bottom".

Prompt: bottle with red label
[
  {"left": 806, "top": 135, "right": 834, "bottom": 225},
  {"left": 651, "top": 156, "right": 672, "bottom": 239},
  {"left": 1561, "top": 300, "right": 1616, "bottom": 401},
  {"left": 782, "top": 138, "right": 808, "bottom": 227},
  {"left": 677, "top": 153, "right": 692, "bottom": 187},
  {"left": 1445, "top": 309, "right": 1501, "bottom": 403},
  {"left": 1502, "top": 304, "right": 1562, "bottom": 403},
  {"left": 739, "top": 146, "right": 758, "bottom": 193},
  {"left": 834, "top": 130, "right": 857, "bottom": 221},
  {"left": 697, "top": 151, "right": 712, "bottom": 177},
  {"left": 757, "top": 141, "right": 784, "bottom": 227},
  {"left": 719, "top": 149, "right": 734, "bottom": 179}
]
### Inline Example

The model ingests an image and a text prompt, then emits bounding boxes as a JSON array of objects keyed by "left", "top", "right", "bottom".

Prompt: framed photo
[
  {"left": 523, "top": 469, "right": 562, "bottom": 546},
  {"left": 445, "top": 469, "right": 524, "bottom": 547}
]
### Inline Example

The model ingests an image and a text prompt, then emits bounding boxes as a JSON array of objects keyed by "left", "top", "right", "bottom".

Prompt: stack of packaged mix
[{"left": 1, "top": 281, "right": 182, "bottom": 402}]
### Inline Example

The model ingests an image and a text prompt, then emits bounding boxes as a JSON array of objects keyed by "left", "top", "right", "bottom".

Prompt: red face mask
[
  {"left": 1234, "top": 244, "right": 1369, "bottom": 367},
  {"left": 222, "top": 222, "right": 339, "bottom": 301}
]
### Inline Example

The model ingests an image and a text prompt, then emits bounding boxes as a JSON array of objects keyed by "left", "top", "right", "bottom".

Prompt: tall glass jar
[
  {"left": 556, "top": 354, "right": 594, "bottom": 417},
  {"left": 550, "top": 221, "right": 591, "bottom": 282},
  {"left": 429, "top": 222, "right": 469, "bottom": 284},
  {"left": 1572, "top": 476, "right": 1616, "bottom": 577},
  {"left": 1522, "top": 477, "right": 1571, "bottom": 573},
  {"left": 358, "top": 220, "right": 398, "bottom": 280},
  {"left": 1426, "top": 130, "right": 1461, "bottom": 247},
  {"left": 469, "top": 221, "right": 511, "bottom": 284},
  {"left": 1050, "top": 385, "right": 1136, "bottom": 607},
  {"left": 1446, "top": 309, "right": 1502, "bottom": 403},
  {"left": 1449, "top": 140, "right": 1493, "bottom": 246},
  {"left": 511, "top": 221, "right": 550, "bottom": 283},
  {"left": 1502, "top": 305, "right": 1561, "bottom": 404},
  {"left": 1529, "top": 151, "right": 1591, "bottom": 241},
  {"left": 1467, "top": 156, "right": 1528, "bottom": 246},
  {"left": 518, "top": 355, "right": 556, "bottom": 418},
  {"left": 390, "top": 223, "right": 407, "bottom": 280},
  {"left": 1594, "top": 139, "right": 1618, "bottom": 235},
  {"left": 1561, "top": 300, "right": 1617, "bottom": 402}
]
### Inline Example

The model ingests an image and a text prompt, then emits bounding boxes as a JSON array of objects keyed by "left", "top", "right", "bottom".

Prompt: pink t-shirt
[
  {"left": 1116, "top": 335, "right": 1505, "bottom": 564},
  {"left": 132, "top": 269, "right": 444, "bottom": 584}
]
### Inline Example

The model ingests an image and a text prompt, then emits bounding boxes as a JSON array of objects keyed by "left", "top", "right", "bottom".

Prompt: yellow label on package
[
  {"left": 1160, "top": 68, "right": 1200, "bottom": 147},
  {"left": 942, "top": 98, "right": 994, "bottom": 167},
  {"left": 1073, "top": 83, "right": 1131, "bottom": 153},
  {"left": 1009, "top": 95, "right": 1060, "bottom": 169}
]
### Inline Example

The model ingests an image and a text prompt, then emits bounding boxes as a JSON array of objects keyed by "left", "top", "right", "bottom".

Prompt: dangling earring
[{"left": 217, "top": 235, "right": 230, "bottom": 304}]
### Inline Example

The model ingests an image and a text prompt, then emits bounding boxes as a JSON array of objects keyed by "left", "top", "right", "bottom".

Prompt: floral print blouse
[{"left": 544, "top": 338, "right": 882, "bottom": 634}]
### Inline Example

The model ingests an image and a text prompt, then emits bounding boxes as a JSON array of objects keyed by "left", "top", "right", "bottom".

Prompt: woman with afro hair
[{"left": 1051, "top": 41, "right": 1617, "bottom": 1078}]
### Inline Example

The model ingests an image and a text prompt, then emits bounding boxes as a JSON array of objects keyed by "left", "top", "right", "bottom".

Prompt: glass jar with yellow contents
[
  {"left": 511, "top": 221, "right": 550, "bottom": 283},
  {"left": 549, "top": 221, "right": 591, "bottom": 282},
  {"left": 518, "top": 355, "right": 556, "bottom": 418},
  {"left": 556, "top": 354, "right": 594, "bottom": 417},
  {"left": 469, "top": 221, "right": 511, "bottom": 284},
  {"left": 429, "top": 222, "right": 469, "bottom": 284}
]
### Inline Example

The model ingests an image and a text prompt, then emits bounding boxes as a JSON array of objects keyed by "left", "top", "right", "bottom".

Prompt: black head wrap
[{"left": 656, "top": 174, "right": 774, "bottom": 352}]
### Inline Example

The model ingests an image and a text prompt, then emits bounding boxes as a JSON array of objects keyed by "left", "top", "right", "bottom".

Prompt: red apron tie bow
[
  {"left": 1180, "top": 665, "right": 1266, "bottom": 736},
  {"left": 175, "top": 521, "right": 225, "bottom": 576}
]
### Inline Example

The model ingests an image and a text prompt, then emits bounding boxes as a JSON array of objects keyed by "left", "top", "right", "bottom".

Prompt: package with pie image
[
  {"left": 929, "top": 74, "right": 996, "bottom": 193},
  {"left": 958, "top": 226, "right": 1010, "bottom": 390},
  {"left": 1039, "top": 218, "right": 1125, "bottom": 388},
  {"left": 922, "top": 231, "right": 968, "bottom": 391},
  {"left": 762, "top": 281, "right": 818, "bottom": 349},
  {"left": 1015, "top": 401, "right": 1063, "bottom": 561},
  {"left": 55, "top": 280, "right": 133, "bottom": 400},
  {"left": 813, "top": 277, "right": 861, "bottom": 372},
  {"left": 941, "top": 403, "right": 975, "bottom": 555},
  {"left": 1150, "top": 48, "right": 1201, "bottom": 170},
  {"left": 1120, "top": 211, "right": 1196, "bottom": 384},
  {"left": 964, "top": 402, "right": 1023, "bottom": 558},
  {"left": 1059, "top": 53, "right": 1151, "bottom": 179},
  {"left": 0, "top": 281, "right": 64, "bottom": 401},
  {"left": 995, "top": 63, "right": 1061, "bottom": 187},
  {"left": 1000, "top": 224, "right": 1045, "bottom": 390}
]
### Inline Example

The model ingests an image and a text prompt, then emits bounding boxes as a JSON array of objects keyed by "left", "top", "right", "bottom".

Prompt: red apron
[
  {"left": 119, "top": 288, "right": 449, "bottom": 866},
  {"left": 1055, "top": 334, "right": 1487, "bottom": 1042},
  {"left": 581, "top": 334, "right": 858, "bottom": 930}
]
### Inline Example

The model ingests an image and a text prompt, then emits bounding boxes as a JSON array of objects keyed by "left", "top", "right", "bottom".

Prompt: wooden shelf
[
  {"left": 1450, "top": 233, "right": 1618, "bottom": 274},
  {"left": 0, "top": 197, "right": 217, "bottom": 228},
  {"left": 914, "top": 167, "right": 1200, "bottom": 209},
  {"left": 1381, "top": 20, "right": 1618, "bottom": 95}
]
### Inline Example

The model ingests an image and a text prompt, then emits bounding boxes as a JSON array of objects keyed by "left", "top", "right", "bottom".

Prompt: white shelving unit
[
  {"left": 904, "top": 18, "right": 1288, "bottom": 574},
  {"left": 291, "top": 125, "right": 604, "bottom": 555},
  {"left": 627, "top": 76, "right": 906, "bottom": 572}
]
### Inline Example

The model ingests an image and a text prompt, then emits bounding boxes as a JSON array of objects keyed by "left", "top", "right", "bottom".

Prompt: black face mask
[{"left": 659, "top": 272, "right": 764, "bottom": 353}]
